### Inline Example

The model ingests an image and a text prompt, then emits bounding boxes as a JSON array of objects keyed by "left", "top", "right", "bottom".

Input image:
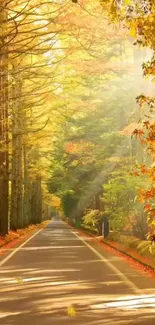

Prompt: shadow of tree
[{"left": 0, "top": 223, "right": 154, "bottom": 325}]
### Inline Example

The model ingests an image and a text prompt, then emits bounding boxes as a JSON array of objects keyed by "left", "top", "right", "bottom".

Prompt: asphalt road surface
[{"left": 0, "top": 220, "right": 155, "bottom": 324}]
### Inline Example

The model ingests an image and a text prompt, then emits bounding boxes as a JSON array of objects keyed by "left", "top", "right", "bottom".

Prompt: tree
[
  {"left": 102, "top": 171, "right": 147, "bottom": 237},
  {"left": 100, "top": 0, "right": 155, "bottom": 237},
  {"left": 0, "top": 0, "right": 152, "bottom": 236},
  {"left": 48, "top": 64, "right": 147, "bottom": 223},
  {"left": 0, "top": 4, "right": 9, "bottom": 235}
]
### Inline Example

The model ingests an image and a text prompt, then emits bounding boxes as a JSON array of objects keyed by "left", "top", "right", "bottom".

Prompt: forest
[{"left": 0, "top": 0, "right": 155, "bottom": 257}]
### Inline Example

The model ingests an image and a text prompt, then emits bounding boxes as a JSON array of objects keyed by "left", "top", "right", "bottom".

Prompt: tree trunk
[
  {"left": 10, "top": 74, "right": 23, "bottom": 230},
  {"left": 16, "top": 126, "right": 23, "bottom": 229},
  {"left": 31, "top": 176, "right": 42, "bottom": 224},
  {"left": 10, "top": 128, "right": 18, "bottom": 230},
  {"left": 0, "top": 5, "right": 9, "bottom": 236},
  {"left": 23, "top": 141, "right": 31, "bottom": 227},
  {"left": 36, "top": 176, "right": 42, "bottom": 224}
]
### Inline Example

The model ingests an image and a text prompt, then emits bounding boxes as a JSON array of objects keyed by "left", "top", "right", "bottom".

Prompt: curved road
[{"left": 0, "top": 220, "right": 155, "bottom": 324}]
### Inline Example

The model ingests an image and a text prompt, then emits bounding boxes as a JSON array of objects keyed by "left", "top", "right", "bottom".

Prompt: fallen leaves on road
[
  {"left": 99, "top": 240, "right": 155, "bottom": 279},
  {"left": 15, "top": 277, "right": 24, "bottom": 285},
  {"left": 67, "top": 305, "right": 76, "bottom": 317},
  {"left": 0, "top": 221, "right": 50, "bottom": 254},
  {"left": 77, "top": 229, "right": 155, "bottom": 280}
]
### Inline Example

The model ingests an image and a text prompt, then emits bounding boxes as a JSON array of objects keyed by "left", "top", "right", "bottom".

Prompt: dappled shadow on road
[{"left": 0, "top": 225, "right": 155, "bottom": 325}]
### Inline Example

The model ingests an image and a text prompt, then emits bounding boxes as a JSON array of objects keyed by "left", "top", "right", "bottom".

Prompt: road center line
[
  {"left": 71, "top": 229, "right": 141, "bottom": 295},
  {"left": 0, "top": 229, "right": 43, "bottom": 267}
]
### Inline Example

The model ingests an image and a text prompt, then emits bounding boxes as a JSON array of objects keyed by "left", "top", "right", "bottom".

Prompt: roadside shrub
[
  {"left": 118, "top": 235, "right": 141, "bottom": 249},
  {"left": 105, "top": 233, "right": 155, "bottom": 260},
  {"left": 61, "top": 190, "right": 78, "bottom": 219},
  {"left": 80, "top": 224, "right": 98, "bottom": 235},
  {"left": 106, "top": 232, "right": 120, "bottom": 242},
  {"left": 82, "top": 209, "right": 103, "bottom": 235},
  {"left": 137, "top": 241, "right": 155, "bottom": 259}
]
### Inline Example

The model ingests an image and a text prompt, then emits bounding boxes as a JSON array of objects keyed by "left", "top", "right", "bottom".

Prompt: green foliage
[
  {"left": 48, "top": 79, "right": 141, "bottom": 215},
  {"left": 107, "top": 232, "right": 141, "bottom": 247},
  {"left": 61, "top": 190, "right": 78, "bottom": 219},
  {"left": 47, "top": 30, "right": 149, "bottom": 234},
  {"left": 102, "top": 171, "right": 147, "bottom": 233},
  {"left": 83, "top": 209, "right": 103, "bottom": 228},
  {"left": 82, "top": 209, "right": 104, "bottom": 235},
  {"left": 106, "top": 233, "right": 155, "bottom": 259}
]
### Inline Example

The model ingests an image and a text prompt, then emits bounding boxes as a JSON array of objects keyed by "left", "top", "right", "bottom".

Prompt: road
[{"left": 0, "top": 220, "right": 155, "bottom": 324}]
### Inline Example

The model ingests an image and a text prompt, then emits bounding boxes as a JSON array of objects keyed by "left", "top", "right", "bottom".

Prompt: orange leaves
[
  {"left": 139, "top": 189, "right": 145, "bottom": 204},
  {"left": 141, "top": 164, "right": 148, "bottom": 175},
  {"left": 0, "top": 222, "right": 48, "bottom": 249},
  {"left": 145, "top": 204, "right": 151, "bottom": 212},
  {"left": 65, "top": 140, "right": 93, "bottom": 155},
  {"left": 139, "top": 187, "right": 155, "bottom": 202},
  {"left": 65, "top": 140, "right": 95, "bottom": 166},
  {"left": 65, "top": 141, "right": 75, "bottom": 153}
]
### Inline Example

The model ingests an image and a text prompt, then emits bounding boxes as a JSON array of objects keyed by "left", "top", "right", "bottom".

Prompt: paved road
[{"left": 0, "top": 221, "right": 155, "bottom": 324}]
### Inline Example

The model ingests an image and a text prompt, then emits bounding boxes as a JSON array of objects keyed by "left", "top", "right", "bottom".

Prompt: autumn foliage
[
  {"left": 99, "top": 0, "right": 155, "bottom": 238},
  {"left": 0, "top": 0, "right": 155, "bottom": 243}
]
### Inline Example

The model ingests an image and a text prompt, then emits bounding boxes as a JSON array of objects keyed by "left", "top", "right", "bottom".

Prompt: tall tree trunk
[
  {"left": 10, "top": 74, "right": 23, "bottom": 230},
  {"left": 31, "top": 180, "right": 38, "bottom": 224},
  {"left": 0, "top": 5, "right": 9, "bottom": 236},
  {"left": 16, "top": 122, "right": 23, "bottom": 229},
  {"left": 10, "top": 124, "right": 17, "bottom": 230},
  {"left": 31, "top": 176, "right": 42, "bottom": 224},
  {"left": 36, "top": 176, "right": 42, "bottom": 224},
  {"left": 23, "top": 139, "right": 32, "bottom": 227}
]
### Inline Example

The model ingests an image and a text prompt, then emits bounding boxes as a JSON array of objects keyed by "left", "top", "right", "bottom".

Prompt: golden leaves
[
  {"left": 128, "top": 20, "right": 137, "bottom": 38},
  {"left": 50, "top": 194, "right": 61, "bottom": 209},
  {"left": 15, "top": 277, "right": 24, "bottom": 285},
  {"left": 67, "top": 305, "right": 76, "bottom": 317},
  {"left": 129, "top": 28, "right": 137, "bottom": 38},
  {"left": 148, "top": 15, "right": 154, "bottom": 23},
  {"left": 124, "top": 0, "right": 133, "bottom": 5}
]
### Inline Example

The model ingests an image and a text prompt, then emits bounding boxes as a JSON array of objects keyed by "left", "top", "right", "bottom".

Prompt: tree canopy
[{"left": 0, "top": 0, "right": 154, "bottom": 240}]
